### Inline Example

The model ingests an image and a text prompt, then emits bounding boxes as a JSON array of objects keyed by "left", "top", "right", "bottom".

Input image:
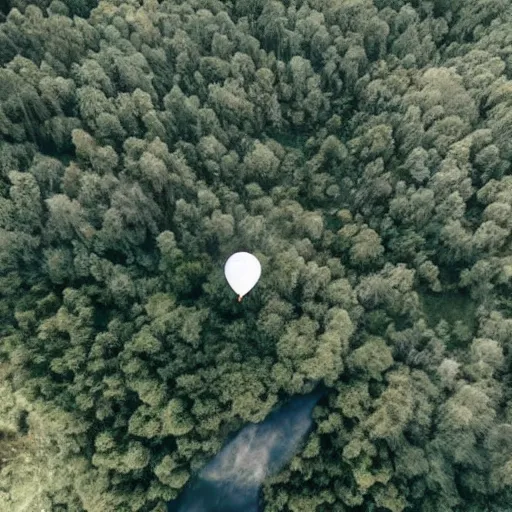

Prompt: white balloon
[{"left": 224, "top": 252, "right": 261, "bottom": 301}]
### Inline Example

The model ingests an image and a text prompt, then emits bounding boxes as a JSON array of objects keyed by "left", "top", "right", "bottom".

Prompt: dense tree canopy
[{"left": 1, "top": 0, "right": 512, "bottom": 511}]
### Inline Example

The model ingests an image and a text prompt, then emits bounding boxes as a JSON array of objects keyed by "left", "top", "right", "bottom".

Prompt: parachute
[{"left": 224, "top": 252, "right": 261, "bottom": 302}]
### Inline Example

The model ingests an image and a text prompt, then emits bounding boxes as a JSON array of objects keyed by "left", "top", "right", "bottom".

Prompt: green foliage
[
  {"left": 1, "top": 0, "right": 512, "bottom": 510},
  {"left": 348, "top": 336, "right": 393, "bottom": 381},
  {"left": 161, "top": 399, "right": 194, "bottom": 437}
]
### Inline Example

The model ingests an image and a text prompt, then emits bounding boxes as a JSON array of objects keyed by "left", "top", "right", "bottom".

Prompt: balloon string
[{"left": 238, "top": 295, "right": 243, "bottom": 302}]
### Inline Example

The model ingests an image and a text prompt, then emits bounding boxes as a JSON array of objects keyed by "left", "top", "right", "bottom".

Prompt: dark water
[{"left": 167, "top": 388, "right": 325, "bottom": 512}]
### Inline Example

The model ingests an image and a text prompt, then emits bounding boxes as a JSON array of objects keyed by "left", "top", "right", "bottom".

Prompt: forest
[{"left": 0, "top": 0, "right": 512, "bottom": 510}]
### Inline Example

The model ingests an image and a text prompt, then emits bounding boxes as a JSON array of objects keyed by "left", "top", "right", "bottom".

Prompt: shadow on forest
[
  {"left": 420, "top": 289, "right": 476, "bottom": 329},
  {"left": 167, "top": 388, "right": 326, "bottom": 512}
]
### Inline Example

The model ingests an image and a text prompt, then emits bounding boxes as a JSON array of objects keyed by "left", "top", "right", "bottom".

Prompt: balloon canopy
[{"left": 224, "top": 252, "right": 261, "bottom": 301}]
